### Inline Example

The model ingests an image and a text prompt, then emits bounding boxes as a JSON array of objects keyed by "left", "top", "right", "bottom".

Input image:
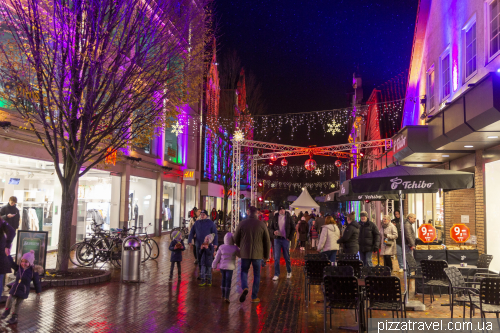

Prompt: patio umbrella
[{"left": 348, "top": 165, "right": 474, "bottom": 305}]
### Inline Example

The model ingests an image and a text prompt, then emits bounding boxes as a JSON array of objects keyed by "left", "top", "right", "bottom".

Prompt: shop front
[
  {"left": 162, "top": 181, "right": 181, "bottom": 231},
  {"left": 129, "top": 176, "right": 157, "bottom": 233}
]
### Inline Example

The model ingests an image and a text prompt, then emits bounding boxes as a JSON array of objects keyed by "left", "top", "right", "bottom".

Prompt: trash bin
[{"left": 121, "top": 236, "right": 142, "bottom": 282}]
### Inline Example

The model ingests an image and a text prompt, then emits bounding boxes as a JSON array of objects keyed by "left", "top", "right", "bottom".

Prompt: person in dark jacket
[
  {"left": 188, "top": 210, "right": 218, "bottom": 276},
  {"left": 0, "top": 196, "right": 20, "bottom": 231},
  {"left": 337, "top": 212, "right": 360, "bottom": 254},
  {"left": 210, "top": 208, "right": 218, "bottom": 222},
  {"left": 234, "top": 206, "right": 271, "bottom": 303},
  {"left": 297, "top": 217, "right": 309, "bottom": 250},
  {"left": 0, "top": 219, "right": 15, "bottom": 290},
  {"left": 168, "top": 231, "right": 185, "bottom": 279},
  {"left": 1, "top": 250, "right": 42, "bottom": 325},
  {"left": 269, "top": 206, "right": 295, "bottom": 280},
  {"left": 358, "top": 211, "right": 380, "bottom": 267},
  {"left": 198, "top": 234, "right": 215, "bottom": 287},
  {"left": 391, "top": 210, "right": 404, "bottom": 272}
]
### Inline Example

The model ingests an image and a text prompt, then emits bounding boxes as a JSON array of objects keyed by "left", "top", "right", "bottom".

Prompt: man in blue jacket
[{"left": 188, "top": 210, "right": 218, "bottom": 278}]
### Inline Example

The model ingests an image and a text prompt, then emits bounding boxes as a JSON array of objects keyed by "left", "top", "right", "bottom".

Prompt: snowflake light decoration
[
  {"left": 171, "top": 121, "right": 184, "bottom": 137},
  {"left": 315, "top": 168, "right": 322, "bottom": 175},
  {"left": 233, "top": 128, "right": 244, "bottom": 142},
  {"left": 330, "top": 183, "right": 335, "bottom": 188},
  {"left": 327, "top": 119, "right": 341, "bottom": 136},
  {"left": 271, "top": 183, "right": 276, "bottom": 188}
]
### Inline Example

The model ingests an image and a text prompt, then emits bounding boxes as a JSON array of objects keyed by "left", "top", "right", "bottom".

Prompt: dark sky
[{"left": 215, "top": 0, "right": 418, "bottom": 114}]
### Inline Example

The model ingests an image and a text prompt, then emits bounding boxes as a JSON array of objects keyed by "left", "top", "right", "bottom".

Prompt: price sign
[
  {"left": 418, "top": 224, "right": 437, "bottom": 243},
  {"left": 450, "top": 224, "right": 470, "bottom": 243}
]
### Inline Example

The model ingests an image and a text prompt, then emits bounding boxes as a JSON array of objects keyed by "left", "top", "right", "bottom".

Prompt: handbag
[{"left": 384, "top": 238, "right": 395, "bottom": 246}]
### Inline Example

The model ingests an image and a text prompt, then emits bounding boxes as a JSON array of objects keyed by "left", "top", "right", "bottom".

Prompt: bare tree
[{"left": 0, "top": 0, "right": 211, "bottom": 271}]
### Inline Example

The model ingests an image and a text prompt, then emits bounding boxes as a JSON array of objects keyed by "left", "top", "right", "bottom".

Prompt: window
[
  {"left": 489, "top": 0, "right": 500, "bottom": 59},
  {"left": 427, "top": 66, "right": 435, "bottom": 112},
  {"left": 164, "top": 128, "right": 179, "bottom": 163},
  {"left": 465, "top": 21, "right": 477, "bottom": 79},
  {"left": 441, "top": 52, "right": 451, "bottom": 100}
]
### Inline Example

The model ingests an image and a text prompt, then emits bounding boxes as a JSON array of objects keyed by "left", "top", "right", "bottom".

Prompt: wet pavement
[{"left": 0, "top": 236, "right": 495, "bottom": 333}]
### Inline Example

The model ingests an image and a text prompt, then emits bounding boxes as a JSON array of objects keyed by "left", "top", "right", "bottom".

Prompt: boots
[
  {"left": 7, "top": 314, "right": 17, "bottom": 325},
  {"left": 1, "top": 308, "right": 10, "bottom": 320}
]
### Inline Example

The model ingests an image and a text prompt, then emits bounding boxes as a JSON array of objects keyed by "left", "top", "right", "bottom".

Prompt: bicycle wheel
[
  {"left": 74, "top": 242, "right": 96, "bottom": 267},
  {"left": 141, "top": 241, "right": 152, "bottom": 262},
  {"left": 110, "top": 242, "right": 122, "bottom": 268},
  {"left": 146, "top": 238, "right": 160, "bottom": 260},
  {"left": 70, "top": 242, "right": 85, "bottom": 267},
  {"left": 94, "top": 239, "right": 110, "bottom": 263},
  {"left": 170, "top": 227, "right": 181, "bottom": 240}
]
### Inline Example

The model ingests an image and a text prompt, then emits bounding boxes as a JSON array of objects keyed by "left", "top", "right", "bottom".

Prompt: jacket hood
[
  {"left": 349, "top": 221, "right": 360, "bottom": 229},
  {"left": 224, "top": 232, "right": 234, "bottom": 245},
  {"left": 322, "top": 224, "right": 337, "bottom": 231}
]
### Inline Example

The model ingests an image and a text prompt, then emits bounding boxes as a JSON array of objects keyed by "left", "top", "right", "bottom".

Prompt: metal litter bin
[{"left": 121, "top": 236, "right": 142, "bottom": 282}]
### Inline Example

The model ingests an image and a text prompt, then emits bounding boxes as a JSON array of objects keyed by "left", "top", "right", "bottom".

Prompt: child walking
[
  {"left": 212, "top": 232, "right": 240, "bottom": 303},
  {"left": 1, "top": 250, "right": 42, "bottom": 325},
  {"left": 199, "top": 233, "right": 215, "bottom": 287},
  {"left": 168, "top": 231, "right": 185, "bottom": 279},
  {"left": 310, "top": 220, "right": 319, "bottom": 250}
]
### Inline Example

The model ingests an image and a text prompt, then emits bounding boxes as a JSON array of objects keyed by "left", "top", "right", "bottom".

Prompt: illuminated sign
[{"left": 183, "top": 169, "right": 195, "bottom": 180}]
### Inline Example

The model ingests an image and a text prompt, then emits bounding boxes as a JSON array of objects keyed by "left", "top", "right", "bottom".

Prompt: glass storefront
[
  {"left": 407, "top": 191, "right": 444, "bottom": 243},
  {"left": 0, "top": 154, "right": 62, "bottom": 251},
  {"left": 162, "top": 181, "right": 181, "bottom": 231},
  {"left": 129, "top": 176, "right": 157, "bottom": 234},
  {"left": 485, "top": 160, "right": 500, "bottom": 271},
  {"left": 76, "top": 171, "right": 121, "bottom": 241},
  {"left": 185, "top": 185, "right": 196, "bottom": 219}
]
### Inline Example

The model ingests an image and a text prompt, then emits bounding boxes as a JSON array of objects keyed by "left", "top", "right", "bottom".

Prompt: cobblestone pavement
[{"left": 0, "top": 235, "right": 495, "bottom": 333}]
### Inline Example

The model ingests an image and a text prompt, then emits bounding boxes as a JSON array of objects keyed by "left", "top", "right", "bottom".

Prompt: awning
[{"left": 339, "top": 180, "right": 399, "bottom": 200}]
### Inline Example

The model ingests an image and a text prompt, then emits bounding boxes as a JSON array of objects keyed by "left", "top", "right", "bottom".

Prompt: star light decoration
[
  {"left": 271, "top": 183, "right": 276, "bottom": 188},
  {"left": 327, "top": 119, "right": 341, "bottom": 136},
  {"left": 315, "top": 168, "right": 322, "bottom": 175},
  {"left": 233, "top": 128, "right": 244, "bottom": 142},
  {"left": 171, "top": 121, "right": 184, "bottom": 137}
]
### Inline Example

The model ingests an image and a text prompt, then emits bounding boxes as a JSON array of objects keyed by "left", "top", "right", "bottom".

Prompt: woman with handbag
[
  {"left": 317, "top": 216, "right": 340, "bottom": 264},
  {"left": 380, "top": 215, "right": 398, "bottom": 271}
]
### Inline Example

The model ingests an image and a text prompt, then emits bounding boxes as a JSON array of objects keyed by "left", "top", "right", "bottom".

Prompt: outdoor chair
[
  {"left": 360, "top": 266, "right": 391, "bottom": 279},
  {"left": 472, "top": 254, "right": 494, "bottom": 282},
  {"left": 305, "top": 253, "right": 329, "bottom": 261},
  {"left": 338, "top": 253, "right": 359, "bottom": 261},
  {"left": 364, "top": 276, "right": 406, "bottom": 320},
  {"left": 304, "top": 259, "right": 331, "bottom": 304},
  {"left": 420, "top": 260, "right": 449, "bottom": 304},
  {"left": 324, "top": 265, "right": 354, "bottom": 277},
  {"left": 406, "top": 252, "right": 422, "bottom": 280},
  {"left": 474, "top": 277, "right": 500, "bottom": 319},
  {"left": 322, "top": 275, "right": 361, "bottom": 333},
  {"left": 443, "top": 267, "right": 480, "bottom": 318},
  {"left": 337, "top": 260, "right": 363, "bottom": 278}
]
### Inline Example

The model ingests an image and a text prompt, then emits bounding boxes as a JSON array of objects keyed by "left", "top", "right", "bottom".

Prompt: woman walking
[
  {"left": 297, "top": 217, "right": 309, "bottom": 251},
  {"left": 317, "top": 216, "right": 340, "bottom": 264},
  {"left": 380, "top": 215, "right": 398, "bottom": 271}
]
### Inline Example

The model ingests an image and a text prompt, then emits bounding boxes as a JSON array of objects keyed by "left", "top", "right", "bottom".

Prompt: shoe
[
  {"left": 399, "top": 269, "right": 403, "bottom": 272},
  {"left": 7, "top": 314, "right": 17, "bottom": 325},
  {"left": 251, "top": 298, "right": 260, "bottom": 303},
  {"left": 287, "top": 273, "right": 292, "bottom": 279},
  {"left": 272, "top": 275, "right": 279, "bottom": 281},
  {"left": 199, "top": 280, "right": 206, "bottom": 287},
  {"left": 207, "top": 281, "right": 212, "bottom": 286},
  {"left": 169, "top": 275, "right": 173, "bottom": 280},
  {"left": 194, "top": 260, "right": 198, "bottom": 264},
  {"left": 1, "top": 308, "right": 10, "bottom": 320},
  {"left": 239, "top": 288, "right": 249, "bottom": 303},
  {"left": 178, "top": 274, "right": 181, "bottom": 278},
  {"left": 197, "top": 276, "right": 202, "bottom": 280},
  {"left": 225, "top": 298, "right": 230, "bottom": 303}
]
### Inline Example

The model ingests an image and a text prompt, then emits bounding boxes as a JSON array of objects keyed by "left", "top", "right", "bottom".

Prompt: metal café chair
[
  {"left": 324, "top": 265, "right": 354, "bottom": 277},
  {"left": 420, "top": 259, "right": 449, "bottom": 304},
  {"left": 337, "top": 260, "right": 363, "bottom": 279},
  {"left": 475, "top": 277, "right": 500, "bottom": 319},
  {"left": 304, "top": 258, "right": 331, "bottom": 304},
  {"left": 305, "top": 253, "right": 329, "bottom": 261},
  {"left": 443, "top": 267, "right": 480, "bottom": 318},
  {"left": 364, "top": 276, "right": 407, "bottom": 320},
  {"left": 322, "top": 275, "right": 361, "bottom": 333},
  {"left": 472, "top": 254, "right": 494, "bottom": 282},
  {"left": 338, "top": 253, "right": 359, "bottom": 261},
  {"left": 360, "top": 266, "right": 391, "bottom": 279}
]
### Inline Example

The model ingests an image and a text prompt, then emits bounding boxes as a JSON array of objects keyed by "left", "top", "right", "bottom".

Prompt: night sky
[{"left": 215, "top": 0, "right": 418, "bottom": 114}]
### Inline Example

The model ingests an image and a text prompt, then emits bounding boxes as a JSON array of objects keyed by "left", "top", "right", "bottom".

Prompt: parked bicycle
[{"left": 170, "top": 219, "right": 190, "bottom": 241}]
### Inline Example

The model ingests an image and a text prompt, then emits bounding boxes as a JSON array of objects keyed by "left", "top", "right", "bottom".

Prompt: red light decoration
[
  {"left": 304, "top": 154, "right": 317, "bottom": 171},
  {"left": 258, "top": 182, "right": 263, "bottom": 187},
  {"left": 270, "top": 153, "right": 278, "bottom": 162},
  {"left": 269, "top": 161, "right": 274, "bottom": 166},
  {"left": 281, "top": 158, "right": 288, "bottom": 166},
  {"left": 335, "top": 160, "right": 342, "bottom": 167}
]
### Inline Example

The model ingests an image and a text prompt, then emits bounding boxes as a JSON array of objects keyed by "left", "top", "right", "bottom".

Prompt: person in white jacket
[
  {"left": 317, "top": 216, "right": 341, "bottom": 265},
  {"left": 212, "top": 232, "right": 240, "bottom": 303}
]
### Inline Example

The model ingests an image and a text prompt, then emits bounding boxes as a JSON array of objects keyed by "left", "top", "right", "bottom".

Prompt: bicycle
[
  {"left": 170, "top": 219, "right": 190, "bottom": 241},
  {"left": 134, "top": 223, "right": 160, "bottom": 260}
]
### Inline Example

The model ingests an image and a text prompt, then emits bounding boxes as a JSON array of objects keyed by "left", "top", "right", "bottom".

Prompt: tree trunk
[{"left": 55, "top": 161, "right": 79, "bottom": 272}]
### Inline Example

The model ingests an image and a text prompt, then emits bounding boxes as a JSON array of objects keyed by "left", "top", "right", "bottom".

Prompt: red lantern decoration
[
  {"left": 269, "top": 161, "right": 273, "bottom": 166},
  {"left": 304, "top": 154, "right": 317, "bottom": 171},
  {"left": 335, "top": 159, "right": 342, "bottom": 167},
  {"left": 270, "top": 153, "right": 278, "bottom": 162},
  {"left": 281, "top": 158, "right": 288, "bottom": 166}
]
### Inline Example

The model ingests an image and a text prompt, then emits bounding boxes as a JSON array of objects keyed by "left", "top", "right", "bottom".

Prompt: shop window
[
  {"left": 464, "top": 19, "right": 477, "bottom": 80},
  {"left": 185, "top": 185, "right": 196, "bottom": 219},
  {"left": 488, "top": 0, "right": 500, "bottom": 60},
  {"left": 426, "top": 66, "right": 435, "bottom": 113},
  {"left": 440, "top": 51, "right": 451, "bottom": 101},
  {"left": 165, "top": 127, "right": 179, "bottom": 163},
  {"left": 162, "top": 182, "right": 181, "bottom": 231}
]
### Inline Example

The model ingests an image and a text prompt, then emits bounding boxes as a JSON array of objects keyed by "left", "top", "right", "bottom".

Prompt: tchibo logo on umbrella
[{"left": 390, "top": 177, "right": 434, "bottom": 190}]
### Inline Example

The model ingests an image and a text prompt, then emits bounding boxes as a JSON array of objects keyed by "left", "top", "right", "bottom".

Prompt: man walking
[
  {"left": 404, "top": 213, "right": 416, "bottom": 256},
  {"left": 315, "top": 212, "right": 325, "bottom": 233},
  {"left": 358, "top": 211, "right": 380, "bottom": 267},
  {"left": 269, "top": 206, "right": 295, "bottom": 280},
  {"left": 234, "top": 206, "right": 271, "bottom": 303},
  {"left": 0, "top": 196, "right": 20, "bottom": 232},
  {"left": 188, "top": 210, "right": 218, "bottom": 277}
]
